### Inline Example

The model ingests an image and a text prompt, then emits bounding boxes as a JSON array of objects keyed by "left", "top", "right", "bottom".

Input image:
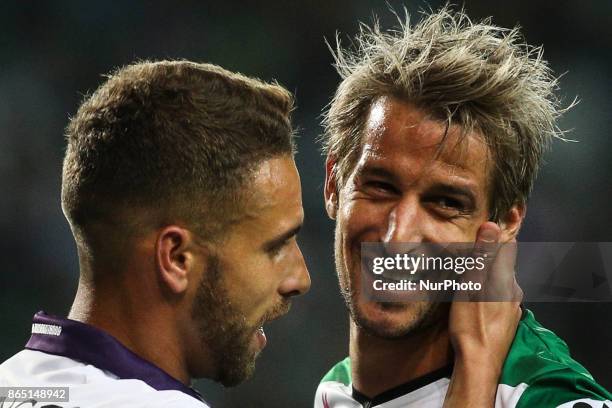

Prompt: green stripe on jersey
[
  {"left": 321, "top": 357, "right": 351, "bottom": 386},
  {"left": 502, "top": 309, "right": 611, "bottom": 407},
  {"left": 320, "top": 309, "right": 611, "bottom": 407}
]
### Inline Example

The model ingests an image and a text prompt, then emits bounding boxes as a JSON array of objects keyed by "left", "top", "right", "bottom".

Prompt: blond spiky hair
[{"left": 322, "top": 6, "right": 572, "bottom": 220}]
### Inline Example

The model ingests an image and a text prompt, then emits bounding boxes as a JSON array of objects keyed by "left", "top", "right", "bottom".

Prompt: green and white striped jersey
[{"left": 315, "top": 309, "right": 611, "bottom": 408}]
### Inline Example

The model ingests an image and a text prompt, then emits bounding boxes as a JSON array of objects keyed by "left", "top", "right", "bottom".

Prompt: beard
[
  {"left": 191, "top": 255, "right": 290, "bottom": 387},
  {"left": 191, "top": 255, "right": 255, "bottom": 387},
  {"left": 346, "top": 293, "right": 446, "bottom": 339},
  {"left": 335, "top": 228, "right": 447, "bottom": 339}
]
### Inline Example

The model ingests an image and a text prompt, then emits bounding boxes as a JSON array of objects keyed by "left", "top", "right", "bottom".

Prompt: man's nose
[
  {"left": 382, "top": 196, "right": 424, "bottom": 244},
  {"left": 278, "top": 246, "right": 311, "bottom": 298}
]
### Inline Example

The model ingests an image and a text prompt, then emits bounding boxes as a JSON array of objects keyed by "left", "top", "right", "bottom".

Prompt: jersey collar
[
  {"left": 25, "top": 311, "right": 207, "bottom": 404},
  {"left": 352, "top": 364, "right": 453, "bottom": 406}
]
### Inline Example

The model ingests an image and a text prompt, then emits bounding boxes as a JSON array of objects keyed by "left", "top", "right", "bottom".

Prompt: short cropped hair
[
  {"left": 62, "top": 60, "right": 294, "bottom": 242},
  {"left": 322, "top": 7, "right": 569, "bottom": 220}
]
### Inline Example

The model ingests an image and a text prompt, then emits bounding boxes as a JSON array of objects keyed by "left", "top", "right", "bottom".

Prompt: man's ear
[
  {"left": 499, "top": 203, "right": 526, "bottom": 242},
  {"left": 324, "top": 155, "right": 339, "bottom": 220},
  {"left": 156, "top": 226, "right": 198, "bottom": 295}
]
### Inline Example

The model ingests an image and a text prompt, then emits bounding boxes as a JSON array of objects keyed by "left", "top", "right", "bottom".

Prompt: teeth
[
  {"left": 258, "top": 326, "right": 264, "bottom": 334},
  {"left": 381, "top": 269, "right": 415, "bottom": 281}
]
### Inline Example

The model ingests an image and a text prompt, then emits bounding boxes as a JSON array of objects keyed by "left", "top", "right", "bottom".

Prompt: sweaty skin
[{"left": 325, "top": 96, "right": 524, "bottom": 405}]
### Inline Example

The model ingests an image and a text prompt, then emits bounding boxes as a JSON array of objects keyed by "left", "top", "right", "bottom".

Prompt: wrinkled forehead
[{"left": 359, "top": 96, "right": 491, "bottom": 179}]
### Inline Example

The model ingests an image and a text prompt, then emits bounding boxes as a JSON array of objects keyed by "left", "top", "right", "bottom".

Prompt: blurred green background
[{"left": 0, "top": 1, "right": 610, "bottom": 406}]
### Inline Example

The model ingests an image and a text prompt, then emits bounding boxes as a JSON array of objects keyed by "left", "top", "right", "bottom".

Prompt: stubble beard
[
  {"left": 335, "top": 229, "right": 444, "bottom": 339},
  {"left": 192, "top": 255, "right": 256, "bottom": 387}
]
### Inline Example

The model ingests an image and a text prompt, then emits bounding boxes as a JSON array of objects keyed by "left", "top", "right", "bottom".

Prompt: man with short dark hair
[
  {"left": 0, "top": 57, "right": 522, "bottom": 408},
  {"left": 0, "top": 60, "right": 311, "bottom": 407},
  {"left": 316, "top": 7, "right": 611, "bottom": 408}
]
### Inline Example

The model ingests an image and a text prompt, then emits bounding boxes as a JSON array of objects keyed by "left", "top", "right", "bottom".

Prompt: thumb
[{"left": 467, "top": 222, "right": 501, "bottom": 300}]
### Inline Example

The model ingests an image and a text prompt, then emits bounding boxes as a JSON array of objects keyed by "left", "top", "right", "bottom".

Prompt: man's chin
[
  {"left": 350, "top": 299, "right": 443, "bottom": 339},
  {"left": 218, "top": 362, "right": 255, "bottom": 387},
  {"left": 209, "top": 327, "right": 262, "bottom": 387},
  {"left": 216, "top": 346, "right": 257, "bottom": 387}
]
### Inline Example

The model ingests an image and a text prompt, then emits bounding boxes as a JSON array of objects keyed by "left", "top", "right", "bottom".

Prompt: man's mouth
[
  {"left": 363, "top": 255, "right": 419, "bottom": 282},
  {"left": 380, "top": 268, "right": 416, "bottom": 282},
  {"left": 363, "top": 247, "right": 454, "bottom": 283},
  {"left": 253, "top": 301, "right": 291, "bottom": 351},
  {"left": 255, "top": 326, "right": 267, "bottom": 349}
]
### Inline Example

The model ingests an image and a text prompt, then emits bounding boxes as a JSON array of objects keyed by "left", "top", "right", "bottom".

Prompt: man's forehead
[
  {"left": 240, "top": 156, "right": 304, "bottom": 224},
  {"left": 216, "top": 156, "right": 303, "bottom": 249},
  {"left": 358, "top": 137, "right": 486, "bottom": 176},
  {"left": 360, "top": 96, "right": 490, "bottom": 181}
]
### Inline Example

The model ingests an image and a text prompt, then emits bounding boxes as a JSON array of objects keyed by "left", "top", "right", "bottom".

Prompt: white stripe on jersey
[
  {"left": 495, "top": 383, "right": 528, "bottom": 407},
  {"left": 315, "top": 379, "right": 449, "bottom": 408},
  {"left": 0, "top": 350, "right": 209, "bottom": 408},
  {"left": 315, "top": 379, "right": 610, "bottom": 408}
]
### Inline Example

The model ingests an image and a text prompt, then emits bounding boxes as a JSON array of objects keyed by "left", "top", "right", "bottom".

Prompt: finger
[
  {"left": 463, "top": 222, "right": 501, "bottom": 300},
  {"left": 488, "top": 238, "right": 519, "bottom": 300},
  {"left": 473, "top": 221, "right": 501, "bottom": 260},
  {"left": 513, "top": 277, "right": 524, "bottom": 303}
]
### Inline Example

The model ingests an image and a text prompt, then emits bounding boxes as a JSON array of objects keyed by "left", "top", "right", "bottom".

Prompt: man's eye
[
  {"left": 267, "top": 239, "right": 292, "bottom": 257},
  {"left": 363, "top": 180, "right": 397, "bottom": 195},
  {"left": 430, "top": 196, "right": 464, "bottom": 211},
  {"left": 267, "top": 243, "right": 285, "bottom": 256}
]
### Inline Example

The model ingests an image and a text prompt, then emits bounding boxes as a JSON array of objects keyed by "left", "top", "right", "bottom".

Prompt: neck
[
  {"left": 68, "top": 275, "right": 191, "bottom": 385},
  {"left": 349, "top": 315, "right": 452, "bottom": 398}
]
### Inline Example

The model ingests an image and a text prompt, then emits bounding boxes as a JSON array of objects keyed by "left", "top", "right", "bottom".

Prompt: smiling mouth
[
  {"left": 381, "top": 268, "right": 418, "bottom": 282},
  {"left": 363, "top": 255, "right": 419, "bottom": 283}
]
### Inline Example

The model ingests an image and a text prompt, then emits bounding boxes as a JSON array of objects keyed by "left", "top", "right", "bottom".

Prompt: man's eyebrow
[
  {"left": 428, "top": 182, "right": 477, "bottom": 203},
  {"left": 263, "top": 224, "right": 302, "bottom": 251},
  {"left": 358, "top": 164, "right": 479, "bottom": 203},
  {"left": 356, "top": 165, "right": 398, "bottom": 182}
]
